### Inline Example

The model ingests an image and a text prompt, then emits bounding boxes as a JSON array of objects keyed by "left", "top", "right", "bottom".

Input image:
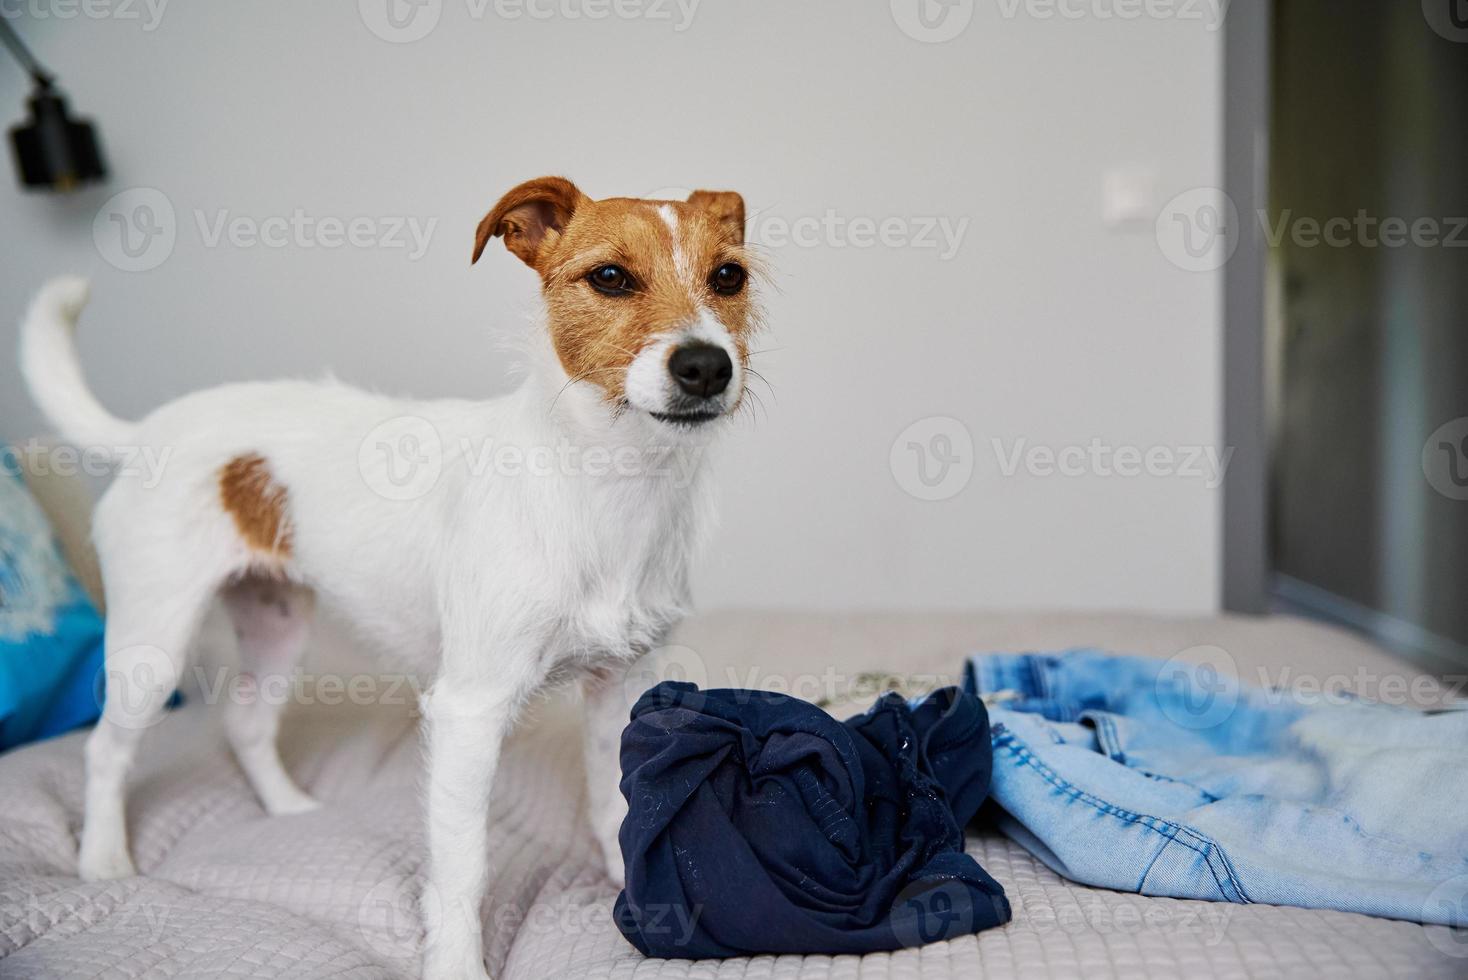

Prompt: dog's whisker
[
  {"left": 742, "top": 385, "right": 770, "bottom": 424},
  {"left": 579, "top": 336, "right": 643, "bottom": 363},
  {"left": 548, "top": 370, "right": 596, "bottom": 414},
  {"left": 548, "top": 363, "right": 631, "bottom": 416},
  {"left": 744, "top": 367, "right": 776, "bottom": 403}
]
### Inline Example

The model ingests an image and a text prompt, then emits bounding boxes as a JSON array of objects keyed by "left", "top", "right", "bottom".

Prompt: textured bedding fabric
[{"left": 2, "top": 611, "right": 1465, "bottom": 979}]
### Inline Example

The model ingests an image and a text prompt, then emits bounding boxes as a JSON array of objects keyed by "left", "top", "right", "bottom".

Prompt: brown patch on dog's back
[{"left": 220, "top": 454, "right": 292, "bottom": 558}]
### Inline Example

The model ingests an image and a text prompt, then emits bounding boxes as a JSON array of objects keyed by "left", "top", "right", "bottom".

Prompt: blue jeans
[{"left": 963, "top": 650, "right": 1468, "bottom": 926}]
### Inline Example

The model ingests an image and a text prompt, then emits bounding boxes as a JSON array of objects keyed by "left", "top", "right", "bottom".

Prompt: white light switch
[{"left": 1102, "top": 167, "right": 1157, "bottom": 228}]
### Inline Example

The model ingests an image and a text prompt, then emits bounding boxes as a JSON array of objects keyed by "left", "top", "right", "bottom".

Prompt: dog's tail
[{"left": 20, "top": 276, "right": 139, "bottom": 453}]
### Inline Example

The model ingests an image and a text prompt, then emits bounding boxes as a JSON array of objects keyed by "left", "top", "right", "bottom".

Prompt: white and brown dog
[{"left": 20, "top": 176, "right": 760, "bottom": 980}]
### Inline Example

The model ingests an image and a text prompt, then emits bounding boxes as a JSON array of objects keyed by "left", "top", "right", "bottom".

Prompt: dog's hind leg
[
  {"left": 79, "top": 558, "right": 223, "bottom": 881},
  {"left": 220, "top": 575, "right": 320, "bottom": 816}
]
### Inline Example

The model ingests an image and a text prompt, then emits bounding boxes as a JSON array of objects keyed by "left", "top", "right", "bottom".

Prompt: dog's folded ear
[
  {"left": 686, "top": 190, "right": 745, "bottom": 245},
  {"left": 474, "top": 176, "right": 589, "bottom": 269}
]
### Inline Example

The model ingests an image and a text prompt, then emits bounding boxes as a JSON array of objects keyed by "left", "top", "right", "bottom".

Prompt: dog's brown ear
[
  {"left": 687, "top": 190, "right": 745, "bottom": 244},
  {"left": 474, "top": 176, "right": 589, "bottom": 269}
]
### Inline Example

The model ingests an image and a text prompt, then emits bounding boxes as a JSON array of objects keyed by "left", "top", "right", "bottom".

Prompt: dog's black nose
[{"left": 669, "top": 345, "right": 733, "bottom": 398}]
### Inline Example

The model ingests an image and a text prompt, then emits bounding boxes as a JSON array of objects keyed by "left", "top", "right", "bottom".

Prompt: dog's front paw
[
  {"left": 597, "top": 834, "right": 625, "bottom": 888},
  {"left": 264, "top": 788, "right": 322, "bottom": 816},
  {"left": 421, "top": 947, "right": 491, "bottom": 980},
  {"left": 590, "top": 792, "right": 627, "bottom": 888},
  {"left": 78, "top": 843, "right": 137, "bottom": 881}
]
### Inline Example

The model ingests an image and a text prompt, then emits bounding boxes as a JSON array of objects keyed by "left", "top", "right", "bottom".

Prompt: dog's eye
[
  {"left": 709, "top": 262, "right": 746, "bottom": 296},
  {"left": 587, "top": 264, "right": 634, "bottom": 295}
]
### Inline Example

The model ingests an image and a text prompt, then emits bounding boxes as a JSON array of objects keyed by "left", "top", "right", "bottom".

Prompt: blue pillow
[{"left": 0, "top": 452, "right": 106, "bottom": 751}]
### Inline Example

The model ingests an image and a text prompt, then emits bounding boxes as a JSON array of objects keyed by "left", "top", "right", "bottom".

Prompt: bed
[{"left": 3, "top": 602, "right": 1464, "bottom": 979}]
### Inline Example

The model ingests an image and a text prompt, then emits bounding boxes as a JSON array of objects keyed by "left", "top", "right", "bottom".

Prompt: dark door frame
[
  {"left": 1222, "top": 0, "right": 1273, "bottom": 614},
  {"left": 1226, "top": 3, "right": 1468, "bottom": 673}
]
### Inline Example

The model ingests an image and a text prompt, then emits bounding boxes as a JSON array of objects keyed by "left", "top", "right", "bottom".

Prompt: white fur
[
  {"left": 658, "top": 203, "right": 691, "bottom": 283},
  {"left": 19, "top": 278, "right": 735, "bottom": 980},
  {"left": 624, "top": 314, "right": 743, "bottom": 418},
  {"left": 19, "top": 278, "right": 138, "bottom": 452}
]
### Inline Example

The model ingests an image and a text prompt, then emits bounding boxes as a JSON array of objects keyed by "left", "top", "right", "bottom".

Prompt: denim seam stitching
[
  {"left": 1150, "top": 824, "right": 1250, "bottom": 904},
  {"left": 1080, "top": 713, "right": 1221, "bottom": 798},
  {"left": 993, "top": 729, "right": 1252, "bottom": 904},
  {"left": 1097, "top": 714, "right": 1125, "bottom": 762}
]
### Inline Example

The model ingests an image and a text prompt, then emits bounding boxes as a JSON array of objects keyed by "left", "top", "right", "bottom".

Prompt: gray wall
[{"left": 1, "top": 2, "right": 1224, "bottom": 613}]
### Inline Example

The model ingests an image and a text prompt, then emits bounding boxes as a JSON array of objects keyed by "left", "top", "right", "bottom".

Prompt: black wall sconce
[{"left": 2, "top": 17, "right": 106, "bottom": 191}]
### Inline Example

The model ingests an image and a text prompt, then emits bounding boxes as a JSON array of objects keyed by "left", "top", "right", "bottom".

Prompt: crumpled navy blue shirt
[{"left": 613, "top": 681, "right": 1011, "bottom": 958}]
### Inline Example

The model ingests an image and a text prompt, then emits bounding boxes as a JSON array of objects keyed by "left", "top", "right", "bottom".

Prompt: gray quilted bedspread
[{"left": 2, "top": 611, "right": 1465, "bottom": 978}]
